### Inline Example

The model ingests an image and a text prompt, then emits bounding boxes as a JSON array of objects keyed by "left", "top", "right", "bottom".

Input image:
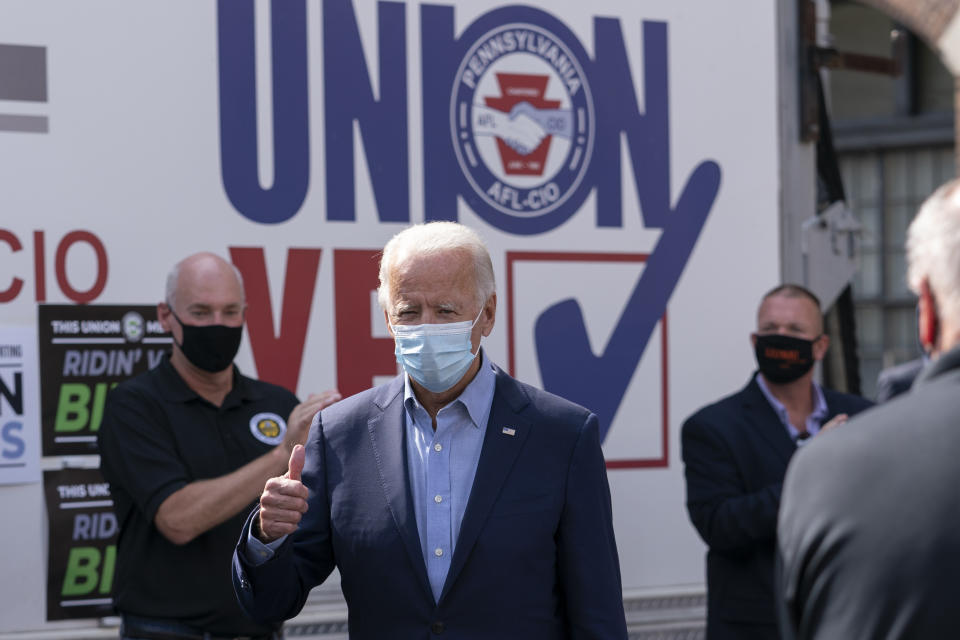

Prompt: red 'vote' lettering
[
  {"left": 229, "top": 247, "right": 399, "bottom": 397},
  {"left": 333, "top": 249, "right": 397, "bottom": 397},
  {"left": 230, "top": 247, "right": 322, "bottom": 393}
]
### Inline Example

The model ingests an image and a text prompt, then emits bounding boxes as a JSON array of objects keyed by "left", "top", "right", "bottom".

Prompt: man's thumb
[{"left": 288, "top": 444, "right": 305, "bottom": 482}]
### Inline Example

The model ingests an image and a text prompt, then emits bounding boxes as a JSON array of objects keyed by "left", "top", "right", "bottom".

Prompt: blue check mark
[{"left": 535, "top": 161, "right": 720, "bottom": 442}]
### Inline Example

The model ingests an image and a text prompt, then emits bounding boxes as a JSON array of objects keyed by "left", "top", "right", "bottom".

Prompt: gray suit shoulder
[{"left": 790, "top": 384, "right": 921, "bottom": 480}]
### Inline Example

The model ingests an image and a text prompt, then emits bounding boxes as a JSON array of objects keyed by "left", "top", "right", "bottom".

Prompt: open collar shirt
[
  {"left": 756, "top": 372, "right": 828, "bottom": 443},
  {"left": 403, "top": 349, "right": 496, "bottom": 602}
]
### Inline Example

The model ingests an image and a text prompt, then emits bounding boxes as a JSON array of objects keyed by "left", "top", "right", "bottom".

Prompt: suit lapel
[
  {"left": 366, "top": 378, "right": 433, "bottom": 602},
  {"left": 440, "top": 368, "right": 531, "bottom": 602},
  {"left": 741, "top": 376, "right": 796, "bottom": 466}
]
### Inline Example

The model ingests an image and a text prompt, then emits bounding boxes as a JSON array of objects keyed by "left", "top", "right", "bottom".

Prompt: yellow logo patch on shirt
[{"left": 249, "top": 412, "right": 286, "bottom": 445}]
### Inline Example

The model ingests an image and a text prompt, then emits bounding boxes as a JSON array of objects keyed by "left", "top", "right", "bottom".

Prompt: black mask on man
[
  {"left": 754, "top": 334, "right": 817, "bottom": 384},
  {"left": 170, "top": 310, "right": 242, "bottom": 372}
]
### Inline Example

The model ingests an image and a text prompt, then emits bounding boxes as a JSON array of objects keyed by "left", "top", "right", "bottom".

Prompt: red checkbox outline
[{"left": 505, "top": 251, "right": 668, "bottom": 470}]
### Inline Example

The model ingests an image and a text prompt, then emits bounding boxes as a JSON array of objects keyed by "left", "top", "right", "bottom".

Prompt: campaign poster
[
  {"left": 0, "top": 326, "right": 40, "bottom": 484},
  {"left": 38, "top": 304, "right": 171, "bottom": 456},
  {"left": 43, "top": 467, "right": 117, "bottom": 620}
]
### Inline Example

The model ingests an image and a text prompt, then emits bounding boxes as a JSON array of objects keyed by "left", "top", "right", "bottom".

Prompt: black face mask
[
  {"left": 170, "top": 310, "right": 242, "bottom": 373},
  {"left": 754, "top": 333, "right": 817, "bottom": 384}
]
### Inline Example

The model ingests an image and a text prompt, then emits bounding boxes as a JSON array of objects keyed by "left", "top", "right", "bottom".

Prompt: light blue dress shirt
[
  {"left": 404, "top": 350, "right": 495, "bottom": 602},
  {"left": 756, "top": 373, "right": 828, "bottom": 443},
  {"left": 244, "top": 350, "right": 497, "bottom": 604}
]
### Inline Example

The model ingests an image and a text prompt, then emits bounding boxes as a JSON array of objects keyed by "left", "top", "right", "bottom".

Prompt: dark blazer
[
  {"left": 681, "top": 374, "right": 872, "bottom": 640},
  {"left": 778, "top": 346, "right": 960, "bottom": 639},
  {"left": 233, "top": 365, "right": 628, "bottom": 640}
]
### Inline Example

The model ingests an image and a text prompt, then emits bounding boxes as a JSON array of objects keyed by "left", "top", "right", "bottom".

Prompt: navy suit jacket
[
  {"left": 233, "top": 366, "right": 627, "bottom": 639},
  {"left": 680, "top": 374, "right": 872, "bottom": 640}
]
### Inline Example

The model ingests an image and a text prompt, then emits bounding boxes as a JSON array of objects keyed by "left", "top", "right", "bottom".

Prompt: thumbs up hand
[
  {"left": 256, "top": 444, "right": 310, "bottom": 543},
  {"left": 286, "top": 443, "right": 305, "bottom": 481}
]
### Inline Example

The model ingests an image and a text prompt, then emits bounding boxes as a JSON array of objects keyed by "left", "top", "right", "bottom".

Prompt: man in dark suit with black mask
[{"left": 681, "top": 284, "right": 872, "bottom": 639}]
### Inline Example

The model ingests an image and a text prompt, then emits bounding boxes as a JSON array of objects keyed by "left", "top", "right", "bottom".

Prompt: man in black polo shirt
[{"left": 99, "top": 252, "right": 340, "bottom": 640}]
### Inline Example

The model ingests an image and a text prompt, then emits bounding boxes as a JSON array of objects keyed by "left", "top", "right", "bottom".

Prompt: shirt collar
[
  {"left": 755, "top": 372, "right": 828, "bottom": 424},
  {"left": 810, "top": 382, "right": 828, "bottom": 419},
  {"left": 156, "top": 352, "right": 260, "bottom": 405},
  {"left": 403, "top": 348, "right": 496, "bottom": 428},
  {"left": 915, "top": 342, "right": 960, "bottom": 386}
]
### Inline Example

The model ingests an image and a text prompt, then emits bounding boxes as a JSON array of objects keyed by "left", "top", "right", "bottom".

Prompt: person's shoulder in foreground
[
  {"left": 778, "top": 178, "right": 960, "bottom": 639},
  {"left": 778, "top": 359, "right": 960, "bottom": 639}
]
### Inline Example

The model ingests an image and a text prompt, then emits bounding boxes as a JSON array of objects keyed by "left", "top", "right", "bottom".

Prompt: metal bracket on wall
[{"left": 800, "top": 201, "right": 863, "bottom": 310}]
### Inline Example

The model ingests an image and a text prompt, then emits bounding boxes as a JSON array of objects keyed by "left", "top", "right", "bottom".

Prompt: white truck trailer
[{"left": 0, "top": 0, "right": 836, "bottom": 637}]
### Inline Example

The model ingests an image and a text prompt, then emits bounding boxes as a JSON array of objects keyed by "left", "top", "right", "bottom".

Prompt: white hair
[
  {"left": 165, "top": 254, "right": 245, "bottom": 309},
  {"left": 377, "top": 222, "right": 495, "bottom": 312},
  {"left": 907, "top": 179, "right": 960, "bottom": 321}
]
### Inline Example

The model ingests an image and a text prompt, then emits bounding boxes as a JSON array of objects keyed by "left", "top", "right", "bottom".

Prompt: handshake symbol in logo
[{"left": 472, "top": 101, "right": 574, "bottom": 156}]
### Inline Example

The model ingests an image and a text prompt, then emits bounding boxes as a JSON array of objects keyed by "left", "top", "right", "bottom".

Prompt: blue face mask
[{"left": 391, "top": 308, "right": 483, "bottom": 393}]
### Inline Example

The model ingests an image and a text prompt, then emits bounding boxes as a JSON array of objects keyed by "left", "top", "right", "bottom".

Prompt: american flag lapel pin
[{"left": 502, "top": 426, "right": 516, "bottom": 436}]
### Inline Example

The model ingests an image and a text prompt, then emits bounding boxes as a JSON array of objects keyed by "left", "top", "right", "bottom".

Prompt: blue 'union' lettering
[
  {"left": 323, "top": 0, "right": 409, "bottom": 223},
  {"left": 217, "top": 0, "right": 309, "bottom": 225},
  {"left": 216, "top": 1, "right": 720, "bottom": 236}
]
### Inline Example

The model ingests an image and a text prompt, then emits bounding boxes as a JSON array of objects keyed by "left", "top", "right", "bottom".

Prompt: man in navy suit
[
  {"left": 232, "top": 222, "right": 628, "bottom": 639},
  {"left": 680, "top": 284, "right": 872, "bottom": 639}
]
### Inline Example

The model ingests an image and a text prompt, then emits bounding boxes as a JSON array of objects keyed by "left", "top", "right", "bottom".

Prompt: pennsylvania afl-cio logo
[
  {"left": 452, "top": 22, "right": 594, "bottom": 219},
  {"left": 249, "top": 412, "right": 286, "bottom": 446}
]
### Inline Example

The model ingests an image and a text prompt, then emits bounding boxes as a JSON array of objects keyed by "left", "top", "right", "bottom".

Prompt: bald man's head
[
  {"left": 165, "top": 253, "right": 245, "bottom": 312},
  {"left": 159, "top": 253, "right": 247, "bottom": 373}
]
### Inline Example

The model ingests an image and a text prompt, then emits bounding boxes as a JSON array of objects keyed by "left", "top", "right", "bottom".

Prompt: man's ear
[
  {"left": 918, "top": 279, "right": 939, "bottom": 354},
  {"left": 480, "top": 293, "right": 497, "bottom": 337},
  {"left": 157, "top": 301, "right": 173, "bottom": 332},
  {"left": 813, "top": 333, "right": 830, "bottom": 361}
]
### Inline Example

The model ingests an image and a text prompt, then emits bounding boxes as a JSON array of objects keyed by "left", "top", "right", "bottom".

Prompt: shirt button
[
  {"left": 433, "top": 443, "right": 442, "bottom": 452},
  {"left": 434, "top": 547, "right": 443, "bottom": 557},
  {"left": 434, "top": 494, "right": 443, "bottom": 504}
]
